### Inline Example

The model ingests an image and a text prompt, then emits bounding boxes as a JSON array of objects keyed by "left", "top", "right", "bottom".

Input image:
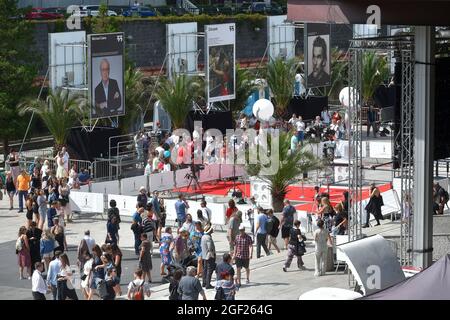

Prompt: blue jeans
[
  {"left": 18, "top": 190, "right": 28, "bottom": 211},
  {"left": 296, "top": 131, "right": 304, "bottom": 145},
  {"left": 134, "top": 233, "right": 142, "bottom": 255}
]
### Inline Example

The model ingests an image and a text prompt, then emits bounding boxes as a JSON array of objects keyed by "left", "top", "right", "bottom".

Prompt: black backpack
[{"left": 215, "top": 286, "right": 226, "bottom": 300}]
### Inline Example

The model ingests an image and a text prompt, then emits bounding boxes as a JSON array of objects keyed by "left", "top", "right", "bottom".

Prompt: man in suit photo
[
  {"left": 307, "top": 36, "right": 330, "bottom": 88},
  {"left": 94, "top": 58, "right": 122, "bottom": 117}
]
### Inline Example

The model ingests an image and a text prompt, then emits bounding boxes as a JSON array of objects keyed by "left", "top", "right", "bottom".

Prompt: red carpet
[{"left": 175, "top": 180, "right": 392, "bottom": 211}]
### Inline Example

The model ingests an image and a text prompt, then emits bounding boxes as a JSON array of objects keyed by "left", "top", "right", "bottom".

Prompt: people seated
[{"left": 78, "top": 169, "right": 91, "bottom": 186}]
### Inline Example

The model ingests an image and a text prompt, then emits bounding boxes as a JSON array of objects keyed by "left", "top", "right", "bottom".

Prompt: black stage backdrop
[
  {"left": 286, "top": 96, "right": 328, "bottom": 121},
  {"left": 185, "top": 110, "right": 234, "bottom": 134},
  {"left": 66, "top": 127, "right": 121, "bottom": 161}
]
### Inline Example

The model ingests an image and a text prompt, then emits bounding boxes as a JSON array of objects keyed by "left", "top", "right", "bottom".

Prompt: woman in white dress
[
  {"left": 81, "top": 252, "right": 94, "bottom": 300},
  {"left": 56, "top": 152, "right": 67, "bottom": 180}
]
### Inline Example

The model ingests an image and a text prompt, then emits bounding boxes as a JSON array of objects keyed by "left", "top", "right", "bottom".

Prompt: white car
[{"left": 71, "top": 5, "right": 118, "bottom": 17}]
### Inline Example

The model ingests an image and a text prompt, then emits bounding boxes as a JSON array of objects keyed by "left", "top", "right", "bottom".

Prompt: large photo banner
[
  {"left": 205, "top": 23, "right": 236, "bottom": 103},
  {"left": 88, "top": 32, "right": 125, "bottom": 120},
  {"left": 305, "top": 23, "right": 331, "bottom": 88}
]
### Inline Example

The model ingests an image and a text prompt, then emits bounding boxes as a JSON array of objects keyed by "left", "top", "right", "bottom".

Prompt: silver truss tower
[{"left": 347, "top": 37, "right": 414, "bottom": 265}]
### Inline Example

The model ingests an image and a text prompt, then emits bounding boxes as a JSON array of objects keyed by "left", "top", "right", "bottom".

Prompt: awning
[{"left": 287, "top": 0, "right": 450, "bottom": 26}]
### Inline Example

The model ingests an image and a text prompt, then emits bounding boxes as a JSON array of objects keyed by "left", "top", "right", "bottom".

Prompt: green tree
[
  {"left": 246, "top": 131, "right": 322, "bottom": 211},
  {"left": 18, "top": 89, "right": 87, "bottom": 152},
  {"left": 229, "top": 65, "right": 257, "bottom": 117},
  {"left": 266, "top": 58, "right": 297, "bottom": 117},
  {"left": 0, "top": 1, "right": 39, "bottom": 159},
  {"left": 362, "top": 52, "right": 389, "bottom": 106},
  {"left": 154, "top": 74, "right": 203, "bottom": 129},
  {"left": 92, "top": 3, "right": 119, "bottom": 34},
  {"left": 120, "top": 67, "right": 153, "bottom": 134}
]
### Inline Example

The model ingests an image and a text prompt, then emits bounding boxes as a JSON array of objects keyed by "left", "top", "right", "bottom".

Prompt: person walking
[
  {"left": 81, "top": 252, "right": 93, "bottom": 300},
  {"left": 25, "top": 193, "right": 34, "bottom": 228},
  {"left": 215, "top": 271, "right": 238, "bottom": 300},
  {"left": 283, "top": 220, "right": 306, "bottom": 272},
  {"left": 106, "top": 216, "right": 119, "bottom": 245},
  {"left": 314, "top": 219, "right": 332, "bottom": 277},
  {"left": 26, "top": 221, "right": 42, "bottom": 272},
  {"left": 31, "top": 262, "right": 47, "bottom": 300},
  {"left": 255, "top": 209, "right": 271, "bottom": 258},
  {"left": 16, "top": 226, "right": 32, "bottom": 280},
  {"left": 47, "top": 251, "right": 62, "bottom": 300},
  {"left": 280, "top": 200, "right": 296, "bottom": 250},
  {"left": 227, "top": 210, "right": 242, "bottom": 257},
  {"left": 159, "top": 227, "right": 174, "bottom": 276},
  {"left": 142, "top": 207, "right": 156, "bottom": 251},
  {"left": 131, "top": 208, "right": 144, "bottom": 256},
  {"left": 107, "top": 199, "right": 121, "bottom": 231},
  {"left": 139, "top": 233, "right": 153, "bottom": 283},
  {"left": 266, "top": 209, "right": 281, "bottom": 253},
  {"left": 137, "top": 187, "right": 148, "bottom": 208},
  {"left": 363, "top": 184, "right": 384, "bottom": 227},
  {"left": 175, "top": 194, "right": 189, "bottom": 229},
  {"left": 40, "top": 229, "right": 55, "bottom": 272},
  {"left": 178, "top": 266, "right": 207, "bottom": 300},
  {"left": 56, "top": 253, "right": 78, "bottom": 300},
  {"left": 88, "top": 245, "right": 104, "bottom": 300},
  {"left": 200, "top": 200, "right": 212, "bottom": 224},
  {"left": 173, "top": 230, "right": 190, "bottom": 264},
  {"left": 5, "top": 171, "right": 16, "bottom": 210},
  {"left": 189, "top": 222, "right": 204, "bottom": 278},
  {"left": 233, "top": 224, "right": 253, "bottom": 287},
  {"left": 127, "top": 268, "right": 151, "bottom": 300},
  {"left": 200, "top": 224, "right": 216, "bottom": 289},
  {"left": 16, "top": 169, "right": 31, "bottom": 213}
]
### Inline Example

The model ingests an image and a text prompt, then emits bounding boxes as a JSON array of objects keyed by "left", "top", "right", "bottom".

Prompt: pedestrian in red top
[
  {"left": 233, "top": 224, "right": 253, "bottom": 287},
  {"left": 226, "top": 199, "right": 238, "bottom": 225}
]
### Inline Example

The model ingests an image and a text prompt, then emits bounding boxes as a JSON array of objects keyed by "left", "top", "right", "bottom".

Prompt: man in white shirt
[
  {"left": 61, "top": 147, "right": 70, "bottom": 172},
  {"left": 32, "top": 262, "right": 47, "bottom": 300},
  {"left": 288, "top": 113, "right": 298, "bottom": 127},
  {"left": 83, "top": 230, "right": 96, "bottom": 254},
  {"left": 295, "top": 116, "right": 305, "bottom": 146},
  {"left": 144, "top": 159, "right": 152, "bottom": 176},
  {"left": 200, "top": 200, "right": 212, "bottom": 223}
]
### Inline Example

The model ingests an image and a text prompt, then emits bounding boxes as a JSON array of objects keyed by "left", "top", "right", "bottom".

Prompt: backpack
[
  {"left": 443, "top": 189, "right": 449, "bottom": 203},
  {"left": 96, "top": 279, "right": 109, "bottom": 300},
  {"left": 131, "top": 281, "right": 144, "bottom": 300},
  {"left": 15, "top": 238, "right": 23, "bottom": 252},
  {"left": 265, "top": 217, "right": 274, "bottom": 235},
  {"left": 215, "top": 286, "right": 226, "bottom": 300}
]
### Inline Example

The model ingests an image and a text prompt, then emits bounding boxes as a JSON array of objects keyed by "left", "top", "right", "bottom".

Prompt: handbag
[{"left": 296, "top": 240, "right": 306, "bottom": 256}]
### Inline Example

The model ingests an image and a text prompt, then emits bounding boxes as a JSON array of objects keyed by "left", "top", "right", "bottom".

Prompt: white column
[{"left": 413, "top": 26, "right": 435, "bottom": 268}]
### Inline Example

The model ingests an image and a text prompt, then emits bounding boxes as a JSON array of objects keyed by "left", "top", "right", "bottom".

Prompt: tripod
[
  {"left": 230, "top": 137, "right": 245, "bottom": 203},
  {"left": 186, "top": 164, "right": 203, "bottom": 199}
]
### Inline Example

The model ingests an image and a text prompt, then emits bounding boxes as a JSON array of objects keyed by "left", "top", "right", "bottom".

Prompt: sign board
[
  {"left": 70, "top": 191, "right": 104, "bottom": 214},
  {"left": 305, "top": 23, "right": 331, "bottom": 89}
]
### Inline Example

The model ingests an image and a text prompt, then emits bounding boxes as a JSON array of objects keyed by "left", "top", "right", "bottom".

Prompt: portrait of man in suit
[
  {"left": 94, "top": 58, "right": 122, "bottom": 117},
  {"left": 307, "top": 35, "right": 330, "bottom": 88}
]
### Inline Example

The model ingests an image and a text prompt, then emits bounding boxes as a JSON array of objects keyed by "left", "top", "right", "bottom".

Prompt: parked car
[
  {"left": 72, "top": 5, "right": 118, "bottom": 17},
  {"left": 25, "top": 7, "right": 64, "bottom": 20},
  {"left": 243, "top": 2, "right": 284, "bottom": 15},
  {"left": 122, "top": 6, "right": 157, "bottom": 17}
]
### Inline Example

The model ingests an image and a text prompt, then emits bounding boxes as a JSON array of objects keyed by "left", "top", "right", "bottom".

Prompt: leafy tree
[
  {"left": 229, "top": 65, "right": 257, "bottom": 117},
  {"left": 92, "top": 3, "right": 119, "bottom": 34},
  {"left": 362, "top": 51, "right": 390, "bottom": 106},
  {"left": 18, "top": 89, "right": 87, "bottom": 152},
  {"left": 0, "top": 1, "right": 39, "bottom": 159},
  {"left": 266, "top": 58, "right": 297, "bottom": 117},
  {"left": 154, "top": 74, "right": 203, "bottom": 129}
]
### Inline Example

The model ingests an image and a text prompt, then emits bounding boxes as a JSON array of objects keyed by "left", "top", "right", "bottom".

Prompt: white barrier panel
[
  {"left": 70, "top": 192, "right": 104, "bottom": 213},
  {"left": 175, "top": 168, "right": 191, "bottom": 188},
  {"left": 121, "top": 175, "right": 148, "bottom": 196},
  {"left": 164, "top": 199, "right": 178, "bottom": 222},
  {"left": 381, "top": 189, "right": 401, "bottom": 217},
  {"left": 149, "top": 171, "right": 175, "bottom": 192},
  {"left": 220, "top": 164, "right": 234, "bottom": 179},
  {"left": 369, "top": 141, "right": 392, "bottom": 159},
  {"left": 199, "top": 164, "right": 221, "bottom": 182},
  {"left": 107, "top": 194, "right": 137, "bottom": 217},
  {"left": 235, "top": 165, "right": 246, "bottom": 177},
  {"left": 335, "top": 140, "right": 367, "bottom": 159},
  {"left": 249, "top": 177, "right": 272, "bottom": 208},
  {"left": 91, "top": 180, "right": 120, "bottom": 195}
]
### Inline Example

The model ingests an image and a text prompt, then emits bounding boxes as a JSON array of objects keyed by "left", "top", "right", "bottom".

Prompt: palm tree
[
  {"left": 266, "top": 57, "right": 298, "bottom": 117},
  {"left": 18, "top": 89, "right": 86, "bottom": 152},
  {"left": 154, "top": 74, "right": 203, "bottom": 129},
  {"left": 120, "top": 67, "right": 152, "bottom": 134},
  {"left": 246, "top": 131, "right": 322, "bottom": 211},
  {"left": 324, "top": 48, "right": 349, "bottom": 102},
  {"left": 229, "top": 64, "right": 257, "bottom": 117},
  {"left": 362, "top": 52, "right": 389, "bottom": 106}
]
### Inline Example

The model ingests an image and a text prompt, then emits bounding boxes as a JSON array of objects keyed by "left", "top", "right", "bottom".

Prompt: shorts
[
  {"left": 281, "top": 226, "right": 292, "bottom": 239},
  {"left": 235, "top": 258, "right": 250, "bottom": 269},
  {"left": 26, "top": 210, "right": 33, "bottom": 220},
  {"left": 42, "top": 252, "right": 52, "bottom": 259}
]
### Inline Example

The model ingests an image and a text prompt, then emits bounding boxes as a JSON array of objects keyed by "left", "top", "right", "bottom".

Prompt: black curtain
[
  {"left": 184, "top": 110, "right": 234, "bottom": 135},
  {"left": 286, "top": 96, "right": 328, "bottom": 122}
]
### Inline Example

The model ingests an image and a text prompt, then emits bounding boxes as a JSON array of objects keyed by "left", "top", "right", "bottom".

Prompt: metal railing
[{"left": 182, "top": 0, "right": 200, "bottom": 15}]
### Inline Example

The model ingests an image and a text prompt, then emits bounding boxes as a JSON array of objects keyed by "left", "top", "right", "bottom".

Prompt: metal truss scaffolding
[{"left": 347, "top": 36, "right": 414, "bottom": 266}]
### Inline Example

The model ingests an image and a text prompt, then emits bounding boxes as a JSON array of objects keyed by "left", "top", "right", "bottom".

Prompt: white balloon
[
  {"left": 252, "top": 98, "right": 274, "bottom": 122},
  {"left": 339, "top": 87, "right": 359, "bottom": 108}
]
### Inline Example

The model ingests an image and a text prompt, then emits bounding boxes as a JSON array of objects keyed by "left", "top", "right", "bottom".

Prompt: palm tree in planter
[
  {"left": 154, "top": 74, "right": 203, "bottom": 129},
  {"left": 229, "top": 64, "right": 258, "bottom": 118},
  {"left": 246, "top": 131, "right": 322, "bottom": 212},
  {"left": 266, "top": 57, "right": 298, "bottom": 117},
  {"left": 362, "top": 51, "right": 389, "bottom": 106},
  {"left": 18, "top": 89, "right": 87, "bottom": 154}
]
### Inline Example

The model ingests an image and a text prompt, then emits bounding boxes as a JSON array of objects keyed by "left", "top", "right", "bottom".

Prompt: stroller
[{"left": 161, "top": 252, "right": 198, "bottom": 284}]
